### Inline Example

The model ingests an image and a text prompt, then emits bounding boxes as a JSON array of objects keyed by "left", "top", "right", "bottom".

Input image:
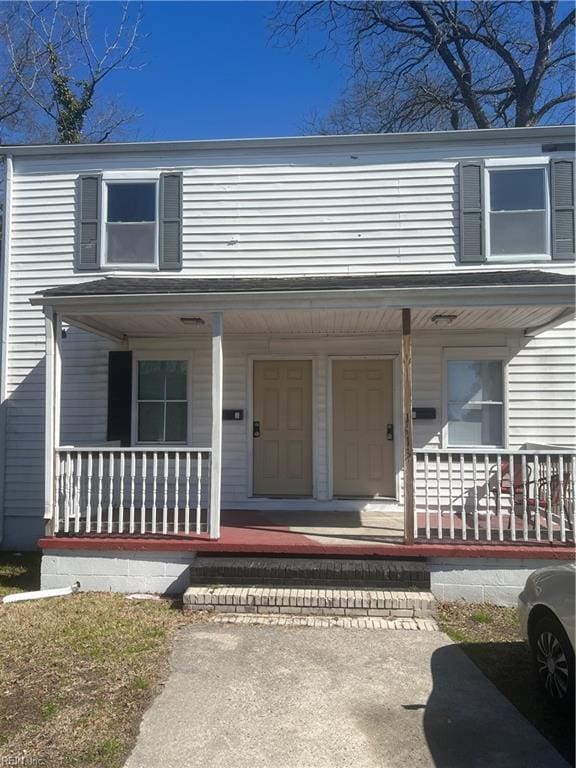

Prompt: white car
[{"left": 518, "top": 563, "right": 575, "bottom": 707}]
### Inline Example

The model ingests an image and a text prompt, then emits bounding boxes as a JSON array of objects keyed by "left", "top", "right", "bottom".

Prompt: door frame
[
  {"left": 327, "top": 355, "right": 401, "bottom": 501},
  {"left": 247, "top": 355, "right": 319, "bottom": 499}
]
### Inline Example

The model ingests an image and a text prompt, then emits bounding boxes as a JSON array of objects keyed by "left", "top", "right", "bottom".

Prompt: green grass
[
  {"left": 437, "top": 601, "right": 574, "bottom": 766},
  {"left": 0, "top": 551, "right": 206, "bottom": 767}
]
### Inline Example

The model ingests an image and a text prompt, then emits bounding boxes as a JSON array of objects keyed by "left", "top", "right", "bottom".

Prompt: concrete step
[
  {"left": 210, "top": 613, "right": 439, "bottom": 631},
  {"left": 189, "top": 556, "right": 429, "bottom": 589},
  {"left": 183, "top": 585, "right": 435, "bottom": 619}
]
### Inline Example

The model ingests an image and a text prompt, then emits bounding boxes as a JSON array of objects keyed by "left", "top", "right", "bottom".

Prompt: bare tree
[
  {"left": 272, "top": 1, "right": 576, "bottom": 133},
  {"left": 1, "top": 0, "right": 145, "bottom": 144}
]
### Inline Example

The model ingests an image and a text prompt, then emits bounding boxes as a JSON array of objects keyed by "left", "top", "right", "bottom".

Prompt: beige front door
[
  {"left": 332, "top": 359, "right": 395, "bottom": 497},
  {"left": 253, "top": 361, "right": 313, "bottom": 496}
]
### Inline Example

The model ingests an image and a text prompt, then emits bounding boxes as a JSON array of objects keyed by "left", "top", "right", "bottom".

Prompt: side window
[
  {"left": 446, "top": 359, "right": 504, "bottom": 447},
  {"left": 137, "top": 360, "right": 188, "bottom": 443},
  {"left": 105, "top": 182, "right": 157, "bottom": 265},
  {"left": 487, "top": 168, "right": 548, "bottom": 258}
]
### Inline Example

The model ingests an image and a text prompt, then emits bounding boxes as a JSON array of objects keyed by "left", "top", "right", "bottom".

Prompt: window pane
[
  {"left": 490, "top": 211, "right": 547, "bottom": 255},
  {"left": 165, "top": 402, "right": 187, "bottom": 442},
  {"left": 107, "top": 223, "right": 155, "bottom": 264},
  {"left": 139, "top": 361, "right": 164, "bottom": 400},
  {"left": 448, "top": 404, "right": 503, "bottom": 446},
  {"left": 139, "top": 402, "right": 164, "bottom": 442},
  {"left": 108, "top": 183, "right": 156, "bottom": 222},
  {"left": 165, "top": 361, "right": 187, "bottom": 400},
  {"left": 490, "top": 169, "right": 545, "bottom": 211},
  {"left": 448, "top": 361, "right": 503, "bottom": 403}
]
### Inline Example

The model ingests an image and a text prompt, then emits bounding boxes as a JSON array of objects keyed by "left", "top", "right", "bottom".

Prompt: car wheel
[{"left": 531, "top": 614, "right": 575, "bottom": 707}]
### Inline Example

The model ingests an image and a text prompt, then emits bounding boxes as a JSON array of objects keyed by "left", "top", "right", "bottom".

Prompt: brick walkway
[{"left": 210, "top": 613, "right": 438, "bottom": 630}]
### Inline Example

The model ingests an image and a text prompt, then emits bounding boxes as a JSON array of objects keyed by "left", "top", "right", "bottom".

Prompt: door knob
[
  {"left": 386, "top": 424, "right": 394, "bottom": 441},
  {"left": 253, "top": 421, "right": 261, "bottom": 438}
]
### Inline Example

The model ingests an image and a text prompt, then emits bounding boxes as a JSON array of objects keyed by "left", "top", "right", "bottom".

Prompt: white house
[{"left": 0, "top": 125, "right": 574, "bottom": 602}]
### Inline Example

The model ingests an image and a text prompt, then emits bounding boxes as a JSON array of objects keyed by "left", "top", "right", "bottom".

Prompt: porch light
[
  {"left": 431, "top": 313, "right": 458, "bottom": 327},
  {"left": 180, "top": 317, "right": 206, "bottom": 326}
]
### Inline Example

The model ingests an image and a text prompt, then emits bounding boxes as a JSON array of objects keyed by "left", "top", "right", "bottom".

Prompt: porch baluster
[
  {"left": 184, "top": 452, "right": 191, "bottom": 535},
  {"left": 448, "top": 453, "right": 454, "bottom": 539},
  {"left": 54, "top": 453, "right": 62, "bottom": 534},
  {"left": 86, "top": 453, "right": 93, "bottom": 534},
  {"left": 509, "top": 454, "right": 516, "bottom": 542},
  {"left": 152, "top": 453, "right": 158, "bottom": 534},
  {"left": 163, "top": 451, "right": 169, "bottom": 535},
  {"left": 140, "top": 453, "right": 147, "bottom": 534},
  {"left": 534, "top": 456, "right": 541, "bottom": 542},
  {"left": 107, "top": 453, "right": 114, "bottom": 534},
  {"left": 196, "top": 451, "right": 203, "bottom": 534},
  {"left": 74, "top": 452, "right": 82, "bottom": 534},
  {"left": 96, "top": 452, "right": 103, "bottom": 533},
  {"left": 484, "top": 454, "right": 491, "bottom": 541},
  {"left": 174, "top": 452, "right": 180, "bottom": 535},
  {"left": 546, "top": 455, "right": 553, "bottom": 542},
  {"left": 496, "top": 455, "right": 503, "bottom": 541},
  {"left": 129, "top": 452, "right": 136, "bottom": 534},
  {"left": 472, "top": 454, "right": 479, "bottom": 540},
  {"left": 64, "top": 452, "right": 72, "bottom": 534},
  {"left": 460, "top": 454, "right": 466, "bottom": 541},
  {"left": 559, "top": 455, "right": 565, "bottom": 543},
  {"left": 521, "top": 455, "right": 528, "bottom": 542},
  {"left": 435, "top": 453, "right": 441, "bottom": 540},
  {"left": 423, "top": 453, "right": 429, "bottom": 539},
  {"left": 118, "top": 452, "right": 125, "bottom": 534}
]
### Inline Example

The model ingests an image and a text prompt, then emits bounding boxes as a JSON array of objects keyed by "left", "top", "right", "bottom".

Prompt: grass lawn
[
  {"left": 0, "top": 553, "right": 206, "bottom": 767},
  {"left": 437, "top": 601, "right": 575, "bottom": 766}
]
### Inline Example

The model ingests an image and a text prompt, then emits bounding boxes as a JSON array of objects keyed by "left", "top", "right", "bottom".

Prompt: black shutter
[
  {"left": 551, "top": 159, "right": 575, "bottom": 260},
  {"left": 107, "top": 351, "right": 132, "bottom": 446},
  {"left": 159, "top": 172, "right": 183, "bottom": 270},
  {"left": 76, "top": 175, "right": 101, "bottom": 271},
  {"left": 458, "top": 161, "right": 485, "bottom": 263}
]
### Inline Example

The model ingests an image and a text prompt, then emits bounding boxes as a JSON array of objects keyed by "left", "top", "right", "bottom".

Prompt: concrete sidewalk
[{"left": 124, "top": 625, "right": 570, "bottom": 768}]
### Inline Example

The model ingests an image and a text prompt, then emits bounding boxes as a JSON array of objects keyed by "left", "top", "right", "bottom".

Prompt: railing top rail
[
  {"left": 57, "top": 446, "right": 212, "bottom": 454},
  {"left": 414, "top": 448, "right": 576, "bottom": 456}
]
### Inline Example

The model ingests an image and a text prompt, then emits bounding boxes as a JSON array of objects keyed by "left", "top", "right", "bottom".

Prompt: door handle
[
  {"left": 253, "top": 421, "right": 261, "bottom": 438},
  {"left": 386, "top": 424, "right": 394, "bottom": 441}
]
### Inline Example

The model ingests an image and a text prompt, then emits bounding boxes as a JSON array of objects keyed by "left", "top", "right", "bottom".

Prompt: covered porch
[{"left": 32, "top": 270, "right": 576, "bottom": 551}]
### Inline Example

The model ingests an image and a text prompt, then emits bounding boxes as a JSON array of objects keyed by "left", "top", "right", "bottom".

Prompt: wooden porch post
[
  {"left": 209, "top": 311, "right": 223, "bottom": 539},
  {"left": 44, "top": 308, "right": 61, "bottom": 536},
  {"left": 402, "top": 308, "right": 415, "bottom": 545}
]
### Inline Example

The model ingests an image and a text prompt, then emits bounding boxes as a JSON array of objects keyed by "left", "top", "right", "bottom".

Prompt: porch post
[
  {"left": 402, "top": 308, "right": 415, "bottom": 545},
  {"left": 44, "top": 308, "right": 61, "bottom": 536},
  {"left": 209, "top": 311, "right": 223, "bottom": 539}
]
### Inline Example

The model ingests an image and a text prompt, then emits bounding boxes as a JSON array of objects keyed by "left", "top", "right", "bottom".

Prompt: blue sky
[{"left": 92, "top": 1, "right": 345, "bottom": 141}]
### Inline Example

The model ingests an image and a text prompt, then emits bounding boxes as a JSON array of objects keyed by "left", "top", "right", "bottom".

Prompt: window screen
[
  {"left": 489, "top": 168, "right": 547, "bottom": 256},
  {"left": 447, "top": 360, "right": 504, "bottom": 447},
  {"left": 106, "top": 182, "right": 156, "bottom": 264},
  {"left": 137, "top": 360, "right": 187, "bottom": 443}
]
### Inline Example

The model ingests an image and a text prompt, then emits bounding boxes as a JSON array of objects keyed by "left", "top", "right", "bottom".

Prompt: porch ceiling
[{"left": 65, "top": 305, "right": 564, "bottom": 339}]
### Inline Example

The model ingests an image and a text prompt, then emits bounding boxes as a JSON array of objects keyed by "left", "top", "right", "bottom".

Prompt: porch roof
[{"left": 35, "top": 269, "right": 575, "bottom": 299}]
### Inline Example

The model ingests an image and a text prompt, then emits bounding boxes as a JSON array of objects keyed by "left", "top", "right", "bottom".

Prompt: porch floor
[{"left": 42, "top": 508, "right": 574, "bottom": 559}]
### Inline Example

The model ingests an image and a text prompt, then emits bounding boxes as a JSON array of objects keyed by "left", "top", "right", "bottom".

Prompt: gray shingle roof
[{"left": 37, "top": 270, "right": 575, "bottom": 298}]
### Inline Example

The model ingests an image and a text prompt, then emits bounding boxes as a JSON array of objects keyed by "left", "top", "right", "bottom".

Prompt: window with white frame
[
  {"left": 487, "top": 166, "right": 549, "bottom": 258},
  {"left": 446, "top": 359, "right": 504, "bottom": 447},
  {"left": 105, "top": 181, "right": 157, "bottom": 265},
  {"left": 137, "top": 360, "right": 188, "bottom": 443}
]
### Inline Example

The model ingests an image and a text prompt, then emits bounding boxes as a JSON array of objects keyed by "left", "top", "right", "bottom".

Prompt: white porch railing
[
  {"left": 53, "top": 447, "right": 211, "bottom": 536},
  {"left": 415, "top": 449, "right": 576, "bottom": 544}
]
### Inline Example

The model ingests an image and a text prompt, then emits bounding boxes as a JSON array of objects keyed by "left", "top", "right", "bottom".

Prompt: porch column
[
  {"left": 402, "top": 308, "right": 415, "bottom": 545},
  {"left": 209, "top": 311, "right": 223, "bottom": 539},
  {"left": 44, "top": 308, "right": 61, "bottom": 536}
]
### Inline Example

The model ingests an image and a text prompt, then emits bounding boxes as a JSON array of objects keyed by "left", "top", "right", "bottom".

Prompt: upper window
[
  {"left": 137, "top": 360, "right": 188, "bottom": 443},
  {"left": 446, "top": 360, "right": 504, "bottom": 447},
  {"left": 105, "top": 182, "right": 157, "bottom": 266},
  {"left": 487, "top": 167, "right": 549, "bottom": 259}
]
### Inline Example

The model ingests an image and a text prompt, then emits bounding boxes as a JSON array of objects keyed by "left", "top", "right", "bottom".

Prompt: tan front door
[
  {"left": 332, "top": 359, "right": 395, "bottom": 497},
  {"left": 253, "top": 361, "right": 313, "bottom": 496}
]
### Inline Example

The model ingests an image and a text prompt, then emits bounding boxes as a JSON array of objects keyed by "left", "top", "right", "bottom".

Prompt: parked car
[{"left": 518, "top": 564, "right": 575, "bottom": 707}]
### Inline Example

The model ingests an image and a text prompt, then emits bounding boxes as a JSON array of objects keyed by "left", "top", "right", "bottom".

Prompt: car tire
[{"left": 530, "top": 614, "right": 575, "bottom": 708}]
